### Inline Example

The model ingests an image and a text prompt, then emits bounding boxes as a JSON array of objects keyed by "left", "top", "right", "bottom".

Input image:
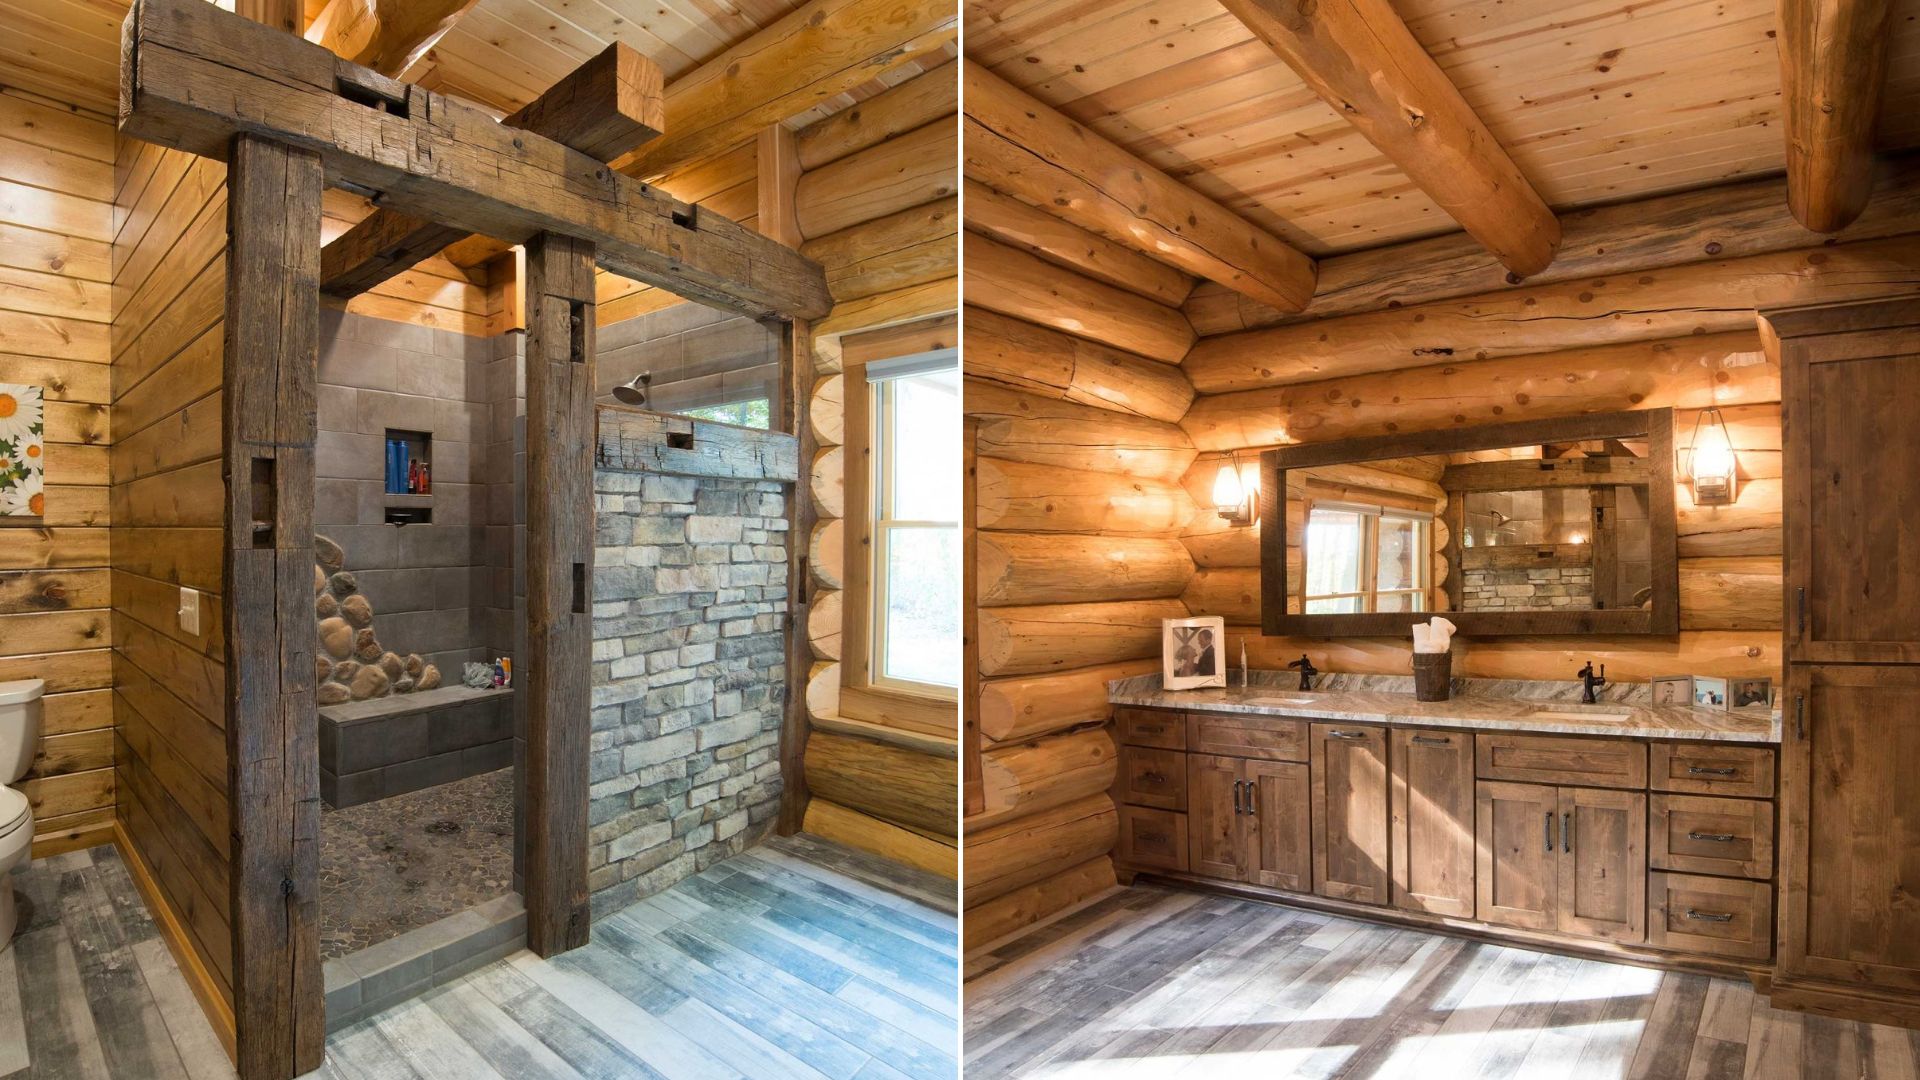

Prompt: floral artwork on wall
[{"left": 0, "top": 384, "right": 45, "bottom": 517}]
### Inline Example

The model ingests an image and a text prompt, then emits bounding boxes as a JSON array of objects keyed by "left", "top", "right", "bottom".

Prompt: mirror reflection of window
[
  {"left": 868, "top": 352, "right": 960, "bottom": 692},
  {"left": 1303, "top": 502, "right": 1430, "bottom": 614}
]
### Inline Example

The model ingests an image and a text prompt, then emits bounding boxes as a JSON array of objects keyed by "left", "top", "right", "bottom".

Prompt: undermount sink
[{"left": 1524, "top": 709, "right": 1634, "bottom": 723}]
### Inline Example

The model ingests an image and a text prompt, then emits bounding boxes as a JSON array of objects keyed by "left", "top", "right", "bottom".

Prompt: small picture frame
[
  {"left": 1691, "top": 675, "right": 1730, "bottom": 711},
  {"left": 1162, "top": 616, "right": 1226, "bottom": 691},
  {"left": 1730, "top": 677, "right": 1772, "bottom": 711},
  {"left": 1650, "top": 675, "right": 1693, "bottom": 707}
]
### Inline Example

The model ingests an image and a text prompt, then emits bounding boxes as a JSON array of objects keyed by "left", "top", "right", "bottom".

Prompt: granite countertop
[{"left": 1108, "top": 672, "right": 1781, "bottom": 744}]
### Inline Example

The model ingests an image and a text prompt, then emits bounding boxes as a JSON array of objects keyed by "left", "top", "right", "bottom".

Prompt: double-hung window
[
  {"left": 865, "top": 350, "right": 960, "bottom": 695},
  {"left": 1303, "top": 502, "right": 1431, "bottom": 614}
]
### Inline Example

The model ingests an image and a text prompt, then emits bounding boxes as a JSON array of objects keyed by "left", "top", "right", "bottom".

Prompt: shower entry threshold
[{"left": 322, "top": 892, "right": 527, "bottom": 1032}]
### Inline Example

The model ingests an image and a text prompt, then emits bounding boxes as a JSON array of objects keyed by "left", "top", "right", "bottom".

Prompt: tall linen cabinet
[{"left": 1767, "top": 295, "right": 1920, "bottom": 1028}]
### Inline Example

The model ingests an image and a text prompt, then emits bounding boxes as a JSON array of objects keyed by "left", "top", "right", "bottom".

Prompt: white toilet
[{"left": 0, "top": 679, "right": 42, "bottom": 949}]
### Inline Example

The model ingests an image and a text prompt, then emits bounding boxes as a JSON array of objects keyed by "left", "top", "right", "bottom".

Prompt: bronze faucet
[
  {"left": 1579, "top": 661, "right": 1607, "bottom": 704},
  {"left": 1286, "top": 654, "right": 1319, "bottom": 691}
]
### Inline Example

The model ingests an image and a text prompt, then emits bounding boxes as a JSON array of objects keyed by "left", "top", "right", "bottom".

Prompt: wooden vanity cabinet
[
  {"left": 1475, "top": 780, "right": 1646, "bottom": 942},
  {"left": 1390, "top": 727, "right": 1476, "bottom": 917},
  {"left": 1310, "top": 723, "right": 1390, "bottom": 905}
]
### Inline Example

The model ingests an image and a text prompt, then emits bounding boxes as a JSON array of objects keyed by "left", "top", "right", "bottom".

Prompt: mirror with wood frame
[{"left": 1258, "top": 409, "right": 1679, "bottom": 637}]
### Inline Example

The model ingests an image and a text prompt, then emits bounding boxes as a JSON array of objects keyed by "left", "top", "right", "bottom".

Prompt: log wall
[
  {"left": 794, "top": 64, "right": 961, "bottom": 874},
  {"left": 112, "top": 127, "right": 236, "bottom": 1010},
  {"left": 964, "top": 216, "right": 1197, "bottom": 945},
  {"left": 0, "top": 90, "right": 115, "bottom": 858}
]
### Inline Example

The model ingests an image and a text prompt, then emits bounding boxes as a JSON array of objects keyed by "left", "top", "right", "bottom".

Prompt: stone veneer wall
[
  {"left": 582, "top": 411, "right": 796, "bottom": 914},
  {"left": 1461, "top": 564, "right": 1595, "bottom": 609}
]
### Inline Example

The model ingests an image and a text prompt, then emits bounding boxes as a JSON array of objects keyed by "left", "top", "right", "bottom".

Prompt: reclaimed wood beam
[
  {"left": 963, "top": 59, "right": 1316, "bottom": 314},
  {"left": 523, "top": 231, "right": 595, "bottom": 956},
  {"left": 122, "top": 0, "right": 831, "bottom": 320},
  {"left": 320, "top": 42, "right": 667, "bottom": 298},
  {"left": 1777, "top": 0, "right": 1896, "bottom": 231},
  {"left": 223, "top": 132, "right": 326, "bottom": 1080},
  {"left": 615, "top": 0, "right": 957, "bottom": 183},
  {"left": 1217, "top": 0, "right": 1559, "bottom": 277},
  {"left": 304, "top": 0, "right": 479, "bottom": 78},
  {"left": 1184, "top": 155, "right": 1920, "bottom": 335}
]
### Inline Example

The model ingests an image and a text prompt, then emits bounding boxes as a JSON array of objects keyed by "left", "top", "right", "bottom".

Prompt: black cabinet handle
[
  {"left": 1563, "top": 812, "right": 1573, "bottom": 853},
  {"left": 1410, "top": 735, "right": 1451, "bottom": 747},
  {"left": 1687, "top": 831, "right": 1738, "bottom": 843},
  {"left": 1545, "top": 812, "right": 1555, "bottom": 853},
  {"left": 1686, "top": 909, "right": 1735, "bottom": 923},
  {"left": 1140, "top": 771, "right": 1166, "bottom": 785},
  {"left": 1232, "top": 779, "right": 1243, "bottom": 816},
  {"left": 1796, "top": 694, "right": 1807, "bottom": 741},
  {"left": 1246, "top": 782, "right": 1257, "bottom": 818},
  {"left": 1797, "top": 587, "right": 1807, "bottom": 636},
  {"left": 1687, "top": 766, "right": 1738, "bottom": 777}
]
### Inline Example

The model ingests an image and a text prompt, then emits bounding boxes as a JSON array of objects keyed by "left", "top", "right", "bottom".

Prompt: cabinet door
[
  {"left": 1476, "top": 781, "right": 1558, "bottom": 931},
  {"left": 1779, "top": 303, "right": 1920, "bottom": 663},
  {"left": 1556, "top": 786, "right": 1646, "bottom": 943},
  {"left": 1780, "top": 665, "right": 1920, "bottom": 993},
  {"left": 1187, "top": 753, "right": 1245, "bottom": 881},
  {"left": 1310, "top": 723, "right": 1390, "bottom": 905},
  {"left": 1391, "top": 728, "right": 1476, "bottom": 917},
  {"left": 1246, "top": 760, "right": 1311, "bottom": 892}
]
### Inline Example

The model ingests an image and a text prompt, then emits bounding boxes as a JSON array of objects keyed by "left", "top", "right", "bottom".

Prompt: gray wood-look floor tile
[
  {"left": 3, "top": 833, "right": 955, "bottom": 1080},
  {"left": 965, "top": 887, "right": 1920, "bottom": 1080}
]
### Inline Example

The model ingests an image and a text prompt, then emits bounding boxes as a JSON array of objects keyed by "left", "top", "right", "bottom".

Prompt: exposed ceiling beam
[
  {"left": 126, "top": 0, "right": 828, "bottom": 319},
  {"left": 615, "top": 0, "right": 957, "bottom": 183},
  {"left": 963, "top": 59, "right": 1315, "bottom": 313},
  {"left": 321, "top": 42, "right": 668, "bottom": 298},
  {"left": 1777, "top": 0, "right": 1897, "bottom": 232},
  {"left": 1216, "top": 0, "right": 1559, "bottom": 278},
  {"left": 304, "top": 0, "right": 480, "bottom": 78}
]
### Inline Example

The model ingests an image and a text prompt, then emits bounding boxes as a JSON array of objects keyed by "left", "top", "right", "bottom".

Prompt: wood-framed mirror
[{"left": 1258, "top": 409, "right": 1680, "bottom": 637}]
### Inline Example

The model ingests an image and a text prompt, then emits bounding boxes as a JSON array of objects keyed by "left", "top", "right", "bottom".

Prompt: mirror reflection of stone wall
[{"left": 1291, "top": 440, "right": 1656, "bottom": 617}]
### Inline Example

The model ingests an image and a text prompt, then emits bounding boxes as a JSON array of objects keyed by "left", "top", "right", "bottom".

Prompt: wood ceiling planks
[{"left": 967, "top": 0, "right": 1920, "bottom": 258}]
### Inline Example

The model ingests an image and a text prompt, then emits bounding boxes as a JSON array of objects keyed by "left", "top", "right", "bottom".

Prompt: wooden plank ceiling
[{"left": 966, "top": 0, "right": 1920, "bottom": 258}]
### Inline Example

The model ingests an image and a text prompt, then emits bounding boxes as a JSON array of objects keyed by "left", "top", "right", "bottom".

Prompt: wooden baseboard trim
[
  {"left": 1769, "top": 977, "right": 1920, "bottom": 1031},
  {"left": 113, "top": 821, "right": 238, "bottom": 1065},
  {"left": 1139, "top": 871, "right": 1766, "bottom": 982}
]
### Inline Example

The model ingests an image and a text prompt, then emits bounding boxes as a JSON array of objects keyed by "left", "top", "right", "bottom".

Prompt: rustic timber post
[
  {"left": 523, "top": 232, "right": 596, "bottom": 955},
  {"left": 779, "top": 318, "right": 816, "bottom": 834},
  {"left": 223, "top": 133, "right": 325, "bottom": 1080}
]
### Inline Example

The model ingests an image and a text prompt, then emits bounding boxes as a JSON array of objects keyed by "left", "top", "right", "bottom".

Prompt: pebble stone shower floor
[{"left": 319, "top": 766, "right": 516, "bottom": 959}]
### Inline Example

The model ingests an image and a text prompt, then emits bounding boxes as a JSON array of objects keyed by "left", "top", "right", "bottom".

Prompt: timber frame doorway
[{"left": 117, "top": 2, "right": 830, "bottom": 1076}]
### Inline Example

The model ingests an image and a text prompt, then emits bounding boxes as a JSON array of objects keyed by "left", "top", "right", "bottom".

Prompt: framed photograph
[
  {"left": 1730, "top": 677, "right": 1772, "bottom": 710},
  {"left": 1162, "top": 616, "right": 1226, "bottom": 690},
  {"left": 0, "top": 383, "right": 44, "bottom": 518},
  {"left": 1650, "top": 675, "right": 1693, "bottom": 707},
  {"left": 1691, "top": 675, "right": 1730, "bottom": 711}
]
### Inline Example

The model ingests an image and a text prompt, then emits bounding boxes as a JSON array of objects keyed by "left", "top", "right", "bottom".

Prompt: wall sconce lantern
[
  {"left": 1212, "top": 452, "right": 1259, "bottom": 527},
  {"left": 1687, "top": 406, "right": 1739, "bottom": 506}
]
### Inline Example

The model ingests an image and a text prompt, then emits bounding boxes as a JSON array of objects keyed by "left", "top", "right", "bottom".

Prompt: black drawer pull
[
  {"left": 1687, "top": 831, "right": 1738, "bottom": 843},
  {"left": 1328, "top": 730, "right": 1368, "bottom": 741},
  {"left": 1563, "top": 812, "right": 1573, "bottom": 853},
  {"left": 1687, "top": 765, "right": 1738, "bottom": 777},
  {"left": 1139, "top": 771, "right": 1166, "bottom": 785},
  {"left": 1410, "top": 735, "right": 1451, "bottom": 747},
  {"left": 1134, "top": 723, "right": 1165, "bottom": 733},
  {"left": 1686, "top": 909, "right": 1735, "bottom": 923},
  {"left": 1232, "top": 779, "right": 1245, "bottom": 816},
  {"left": 1545, "top": 812, "right": 1555, "bottom": 853},
  {"left": 1137, "top": 831, "right": 1167, "bottom": 844}
]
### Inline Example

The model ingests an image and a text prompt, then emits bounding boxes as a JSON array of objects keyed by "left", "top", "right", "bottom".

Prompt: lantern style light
[
  {"left": 1687, "top": 407, "right": 1738, "bottom": 506},
  {"left": 1213, "top": 452, "right": 1258, "bottom": 527}
]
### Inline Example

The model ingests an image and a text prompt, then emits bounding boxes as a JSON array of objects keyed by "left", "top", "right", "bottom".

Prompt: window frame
[
  {"left": 865, "top": 356, "right": 960, "bottom": 697},
  {"left": 1301, "top": 500, "right": 1432, "bottom": 615}
]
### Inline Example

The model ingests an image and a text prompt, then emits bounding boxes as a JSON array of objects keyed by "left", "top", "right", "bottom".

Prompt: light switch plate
[{"left": 178, "top": 587, "right": 200, "bottom": 636}]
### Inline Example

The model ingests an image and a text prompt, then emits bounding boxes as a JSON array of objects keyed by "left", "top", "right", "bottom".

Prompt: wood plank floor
[
  {"left": 965, "top": 884, "right": 1920, "bottom": 1080},
  {"left": 1, "top": 833, "right": 958, "bottom": 1079}
]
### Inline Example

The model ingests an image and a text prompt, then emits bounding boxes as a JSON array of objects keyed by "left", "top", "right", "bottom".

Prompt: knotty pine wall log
[
  {"left": 965, "top": 307, "right": 1193, "bottom": 423},
  {"left": 965, "top": 233, "right": 1195, "bottom": 363},
  {"left": 1, "top": 90, "right": 115, "bottom": 863},
  {"left": 974, "top": 727, "right": 1116, "bottom": 830}
]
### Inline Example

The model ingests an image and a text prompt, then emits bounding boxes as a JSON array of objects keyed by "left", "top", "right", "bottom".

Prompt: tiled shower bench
[{"left": 319, "top": 685, "right": 515, "bottom": 808}]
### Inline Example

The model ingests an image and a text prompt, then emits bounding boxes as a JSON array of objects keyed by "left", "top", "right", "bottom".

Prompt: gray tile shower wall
[
  {"left": 316, "top": 309, "right": 509, "bottom": 680},
  {"left": 596, "top": 302, "right": 782, "bottom": 415}
]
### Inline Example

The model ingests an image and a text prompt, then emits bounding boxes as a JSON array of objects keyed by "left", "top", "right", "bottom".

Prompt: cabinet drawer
[
  {"left": 1650, "top": 794, "right": 1774, "bottom": 879},
  {"left": 1649, "top": 742, "right": 1775, "bottom": 798},
  {"left": 1648, "top": 872, "right": 1773, "bottom": 961},
  {"left": 1117, "top": 806, "right": 1188, "bottom": 873},
  {"left": 1118, "top": 747, "right": 1187, "bottom": 811},
  {"left": 1116, "top": 707, "right": 1185, "bottom": 750},
  {"left": 1476, "top": 733, "right": 1647, "bottom": 789},
  {"left": 1189, "top": 713, "right": 1307, "bottom": 761}
]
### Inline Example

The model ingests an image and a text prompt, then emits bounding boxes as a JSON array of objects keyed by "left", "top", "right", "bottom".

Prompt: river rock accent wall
[
  {"left": 315, "top": 534, "right": 443, "bottom": 704},
  {"left": 585, "top": 409, "right": 798, "bottom": 916}
]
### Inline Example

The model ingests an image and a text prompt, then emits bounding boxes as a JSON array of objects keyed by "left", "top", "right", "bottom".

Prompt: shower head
[{"left": 613, "top": 371, "right": 652, "bottom": 406}]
